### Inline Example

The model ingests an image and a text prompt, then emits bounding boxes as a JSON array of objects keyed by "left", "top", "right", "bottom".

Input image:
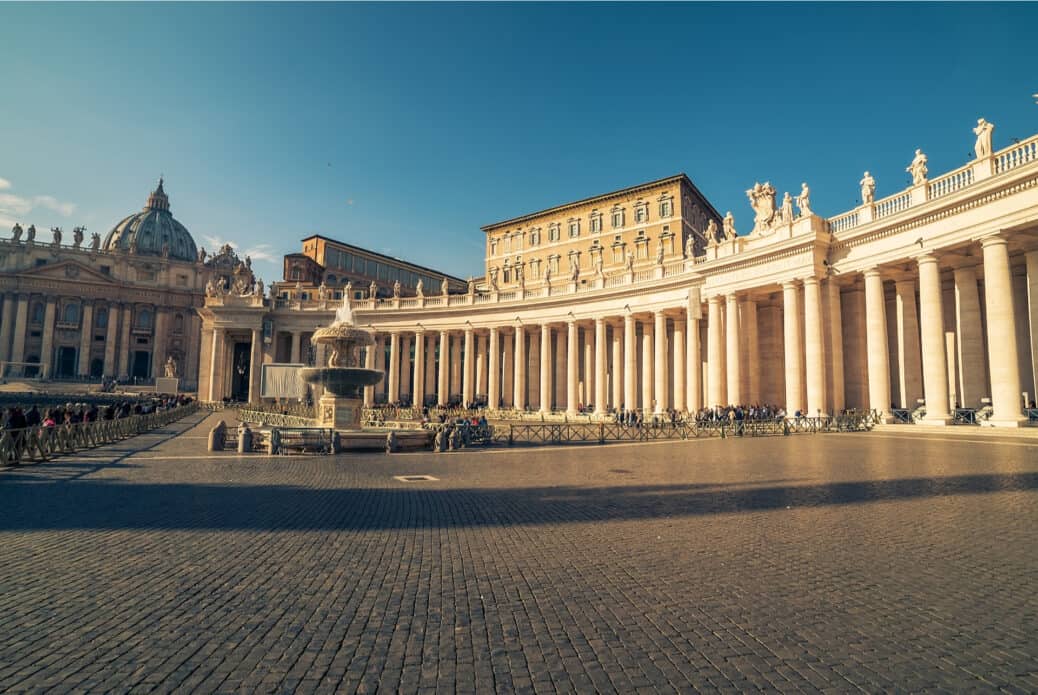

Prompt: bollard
[
  {"left": 332, "top": 431, "right": 342, "bottom": 454},
  {"left": 237, "top": 424, "right": 252, "bottom": 453},
  {"left": 386, "top": 430, "right": 398, "bottom": 454},
  {"left": 207, "top": 420, "right": 227, "bottom": 452},
  {"left": 268, "top": 428, "right": 280, "bottom": 455},
  {"left": 433, "top": 429, "right": 444, "bottom": 453}
]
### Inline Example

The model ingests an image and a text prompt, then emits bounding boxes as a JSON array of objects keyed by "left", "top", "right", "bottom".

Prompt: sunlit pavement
[{"left": 1, "top": 411, "right": 1036, "bottom": 693}]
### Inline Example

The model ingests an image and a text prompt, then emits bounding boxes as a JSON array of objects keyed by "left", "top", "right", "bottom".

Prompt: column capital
[
  {"left": 707, "top": 294, "right": 723, "bottom": 305},
  {"left": 914, "top": 252, "right": 939, "bottom": 267},
  {"left": 801, "top": 275, "right": 820, "bottom": 287},
  {"left": 862, "top": 267, "right": 884, "bottom": 279},
  {"left": 594, "top": 316, "right": 607, "bottom": 326},
  {"left": 978, "top": 231, "right": 1009, "bottom": 249},
  {"left": 781, "top": 279, "right": 801, "bottom": 290}
]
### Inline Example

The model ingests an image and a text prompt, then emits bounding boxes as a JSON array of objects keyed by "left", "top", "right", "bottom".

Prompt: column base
[
  {"left": 917, "top": 416, "right": 952, "bottom": 426},
  {"left": 983, "top": 418, "right": 1028, "bottom": 428}
]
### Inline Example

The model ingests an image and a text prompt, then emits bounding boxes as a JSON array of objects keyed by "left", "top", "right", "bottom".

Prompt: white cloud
[
  {"left": 243, "top": 244, "right": 277, "bottom": 263},
  {"left": 32, "top": 195, "right": 76, "bottom": 217},
  {"left": 199, "top": 234, "right": 277, "bottom": 265},
  {"left": 0, "top": 193, "right": 32, "bottom": 216},
  {"left": 0, "top": 189, "right": 77, "bottom": 221},
  {"left": 0, "top": 177, "right": 11, "bottom": 190}
]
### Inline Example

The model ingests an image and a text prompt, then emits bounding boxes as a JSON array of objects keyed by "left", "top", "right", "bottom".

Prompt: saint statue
[
  {"left": 318, "top": 281, "right": 328, "bottom": 301},
  {"left": 907, "top": 149, "right": 928, "bottom": 185},
  {"left": 369, "top": 280, "right": 378, "bottom": 299},
  {"left": 205, "top": 279, "right": 217, "bottom": 297},
  {"left": 467, "top": 278, "right": 475, "bottom": 295},
  {"left": 543, "top": 264, "right": 552, "bottom": 285},
  {"left": 594, "top": 254, "right": 604, "bottom": 277},
  {"left": 72, "top": 226, "right": 84, "bottom": 248},
  {"left": 859, "top": 171, "right": 876, "bottom": 204},
  {"left": 416, "top": 278, "right": 424, "bottom": 297},
  {"left": 489, "top": 268, "right": 499, "bottom": 290},
  {"left": 745, "top": 181, "right": 777, "bottom": 233},
  {"left": 655, "top": 238, "right": 665, "bottom": 264},
  {"left": 164, "top": 356, "right": 179, "bottom": 379},
  {"left": 973, "top": 118, "right": 994, "bottom": 158},
  {"left": 11, "top": 222, "right": 22, "bottom": 242},
  {"left": 90, "top": 232, "right": 100, "bottom": 251},
  {"left": 26, "top": 224, "right": 36, "bottom": 244},
  {"left": 570, "top": 256, "right": 580, "bottom": 282},
  {"left": 254, "top": 278, "right": 264, "bottom": 298},
  {"left": 440, "top": 277, "right": 449, "bottom": 296},
  {"left": 705, "top": 219, "right": 719, "bottom": 242},
  {"left": 129, "top": 237, "right": 139, "bottom": 254},
  {"left": 796, "top": 182, "right": 812, "bottom": 216},
  {"left": 625, "top": 250, "right": 635, "bottom": 272},
  {"left": 723, "top": 211, "right": 736, "bottom": 240},
  {"left": 50, "top": 227, "right": 62, "bottom": 246},
  {"left": 392, "top": 280, "right": 401, "bottom": 298},
  {"left": 685, "top": 233, "right": 695, "bottom": 257},
  {"left": 780, "top": 193, "right": 794, "bottom": 224},
  {"left": 197, "top": 247, "right": 207, "bottom": 263}
]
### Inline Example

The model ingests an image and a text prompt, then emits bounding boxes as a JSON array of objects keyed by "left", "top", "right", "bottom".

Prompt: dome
[{"left": 102, "top": 179, "right": 198, "bottom": 262}]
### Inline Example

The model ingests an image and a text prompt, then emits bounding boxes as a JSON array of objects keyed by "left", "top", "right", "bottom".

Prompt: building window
[
  {"left": 530, "top": 259, "right": 541, "bottom": 279},
  {"left": 490, "top": 237, "right": 498, "bottom": 255},
  {"left": 136, "top": 309, "right": 153, "bottom": 330},
  {"left": 174, "top": 313, "right": 185, "bottom": 334},
  {"left": 502, "top": 265, "right": 512, "bottom": 284},
  {"left": 611, "top": 207, "right": 624, "bottom": 229},
  {"left": 548, "top": 256, "right": 560, "bottom": 274},
  {"left": 548, "top": 223, "right": 560, "bottom": 242},
  {"left": 635, "top": 203, "right": 648, "bottom": 223},
  {"left": 503, "top": 236, "right": 511, "bottom": 253},
  {"left": 568, "top": 219, "right": 580, "bottom": 238},
  {"left": 176, "top": 274, "right": 188, "bottom": 287},
  {"left": 529, "top": 228, "right": 540, "bottom": 246},
  {"left": 99, "top": 265, "right": 111, "bottom": 275},
  {"left": 659, "top": 198, "right": 673, "bottom": 218},
  {"left": 30, "top": 302, "right": 43, "bottom": 324},
  {"left": 590, "top": 212, "right": 602, "bottom": 233},
  {"left": 326, "top": 274, "right": 337, "bottom": 285},
  {"left": 291, "top": 268, "right": 301, "bottom": 280},
  {"left": 611, "top": 243, "right": 626, "bottom": 263},
  {"left": 62, "top": 303, "right": 79, "bottom": 324},
  {"left": 96, "top": 308, "right": 108, "bottom": 329}
]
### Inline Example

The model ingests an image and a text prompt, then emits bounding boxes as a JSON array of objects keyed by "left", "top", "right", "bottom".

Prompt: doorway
[
  {"left": 132, "top": 351, "right": 151, "bottom": 380},
  {"left": 55, "top": 346, "right": 77, "bottom": 378}
]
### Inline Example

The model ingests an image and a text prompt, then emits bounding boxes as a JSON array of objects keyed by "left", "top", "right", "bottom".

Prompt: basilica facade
[{"left": 204, "top": 118, "right": 1038, "bottom": 426}]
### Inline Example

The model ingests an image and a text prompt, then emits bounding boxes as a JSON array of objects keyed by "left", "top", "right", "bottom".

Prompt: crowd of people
[{"left": 2, "top": 395, "right": 193, "bottom": 432}]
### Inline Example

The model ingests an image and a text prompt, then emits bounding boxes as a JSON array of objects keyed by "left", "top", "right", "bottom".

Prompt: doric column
[
  {"left": 594, "top": 317, "right": 607, "bottom": 415},
  {"left": 102, "top": 302, "right": 118, "bottom": 376},
  {"left": 540, "top": 325, "right": 552, "bottom": 412},
  {"left": 413, "top": 331, "right": 425, "bottom": 406},
  {"left": 672, "top": 318, "right": 686, "bottom": 412},
  {"left": 642, "top": 318, "right": 654, "bottom": 412},
  {"left": 725, "top": 294, "right": 741, "bottom": 405},
  {"left": 611, "top": 325, "right": 623, "bottom": 410},
  {"left": 388, "top": 332, "right": 401, "bottom": 403},
  {"left": 827, "top": 280, "right": 845, "bottom": 413},
  {"left": 462, "top": 327, "right": 475, "bottom": 406},
  {"left": 78, "top": 301, "right": 94, "bottom": 376},
  {"left": 686, "top": 311, "right": 702, "bottom": 412},
  {"left": 400, "top": 335, "right": 412, "bottom": 402},
  {"left": 513, "top": 324, "right": 526, "bottom": 410},
  {"left": 653, "top": 311, "right": 667, "bottom": 414},
  {"left": 117, "top": 304, "right": 132, "bottom": 379},
  {"left": 152, "top": 309, "right": 168, "bottom": 381},
  {"left": 1025, "top": 251, "right": 1038, "bottom": 400},
  {"left": 803, "top": 276, "right": 826, "bottom": 416},
  {"left": 981, "top": 234, "right": 1025, "bottom": 425},
  {"left": 475, "top": 334, "right": 487, "bottom": 399},
  {"left": 623, "top": 314, "right": 636, "bottom": 410},
  {"left": 742, "top": 298, "right": 759, "bottom": 404},
  {"left": 707, "top": 296, "right": 725, "bottom": 407},
  {"left": 917, "top": 254, "right": 952, "bottom": 423},
  {"left": 364, "top": 334, "right": 377, "bottom": 406},
  {"left": 249, "top": 327, "right": 263, "bottom": 404},
  {"left": 450, "top": 334, "right": 462, "bottom": 398},
  {"left": 487, "top": 327, "right": 500, "bottom": 408},
  {"left": 374, "top": 335, "right": 386, "bottom": 400},
  {"left": 0, "top": 294, "right": 14, "bottom": 364},
  {"left": 208, "top": 327, "right": 225, "bottom": 402},
  {"left": 782, "top": 281, "right": 804, "bottom": 414},
  {"left": 864, "top": 269, "right": 892, "bottom": 420},
  {"left": 894, "top": 279, "right": 923, "bottom": 408},
  {"left": 554, "top": 325, "right": 566, "bottom": 407},
  {"left": 566, "top": 320, "right": 578, "bottom": 414},
  {"left": 437, "top": 330, "right": 450, "bottom": 406},
  {"left": 528, "top": 329, "right": 540, "bottom": 409},
  {"left": 582, "top": 327, "right": 594, "bottom": 408},
  {"left": 424, "top": 334, "right": 436, "bottom": 401},
  {"left": 290, "top": 332, "right": 301, "bottom": 363},
  {"left": 502, "top": 329, "right": 514, "bottom": 407},
  {"left": 9, "top": 295, "right": 28, "bottom": 365},
  {"left": 39, "top": 298, "right": 56, "bottom": 379},
  {"left": 953, "top": 266, "right": 986, "bottom": 407}
]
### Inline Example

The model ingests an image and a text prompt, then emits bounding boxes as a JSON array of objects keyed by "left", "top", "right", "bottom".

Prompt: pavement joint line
[{"left": 839, "top": 433, "right": 1038, "bottom": 448}]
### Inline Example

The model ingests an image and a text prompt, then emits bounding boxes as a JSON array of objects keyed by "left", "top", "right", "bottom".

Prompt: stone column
[
  {"left": 152, "top": 309, "right": 168, "bottom": 381},
  {"left": 413, "top": 331, "right": 425, "bottom": 407},
  {"left": 208, "top": 328, "right": 224, "bottom": 402},
  {"left": 450, "top": 334, "right": 462, "bottom": 398},
  {"left": 725, "top": 295, "right": 741, "bottom": 405},
  {"left": 388, "top": 332, "right": 401, "bottom": 403},
  {"left": 953, "top": 266, "right": 986, "bottom": 407},
  {"left": 981, "top": 234, "right": 1025, "bottom": 425},
  {"left": 463, "top": 327, "right": 475, "bottom": 407},
  {"left": 78, "top": 302, "right": 94, "bottom": 376},
  {"left": 400, "top": 335, "right": 412, "bottom": 402},
  {"left": 364, "top": 335, "right": 377, "bottom": 407},
  {"left": 642, "top": 319, "right": 654, "bottom": 412},
  {"left": 707, "top": 296, "right": 724, "bottom": 407},
  {"left": 374, "top": 335, "right": 386, "bottom": 401},
  {"left": 513, "top": 325, "right": 526, "bottom": 410},
  {"left": 654, "top": 311, "right": 667, "bottom": 413},
  {"left": 554, "top": 326, "right": 566, "bottom": 407},
  {"left": 488, "top": 327, "right": 500, "bottom": 409},
  {"left": 623, "top": 315, "right": 636, "bottom": 411},
  {"left": 611, "top": 325, "right": 623, "bottom": 410},
  {"left": 39, "top": 298, "right": 56, "bottom": 379},
  {"left": 424, "top": 334, "right": 436, "bottom": 402},
  {"left": 540, "top": 325, "right": 552, "bottom": 412},
  {"left": 827, "top": 280, "right": 845, "bottom": 413},
  {"left": 102, "top": 303, "right": 118, "bottom": 376},
  {"left": 437, "top": 330, "right": 450, "bottom": 406},
  {"left": 1025, "top": 251, "right": 1038, "bottom": 400},
  {"left": 864, "top": 269, "right": 892, "bottom": 421},
  {"left": 567, "top": 320, "right": 579, "bottom": 414},
  {"left": 248, "top": 327, "right": 263, "bottom": 404},
  {"left": 475, "top": 334, "right": 487, "bottom": 399},
  {"left": 917, "top": 254, "right": 952, "bottom": 423},
  {"left": 528, "top": 330, "right": 540, "bottom": 409},
  {"left": 686, "top": 312, "right": 702, "bottom": 413},
  {"left": 803, "top": 276, "right": 826, "bottom": 416},
  {"left": 290, "top": 332, "right": 301, "bottom": 363},
  {"left": 117, "top": 304, "right": 133, "bottom": 380},
  {"left": 742, "top": 299, "right": 759, "bottom": 405},
  {"left": 9, "top": 295, "right": 28, "bottom": 366},
  {"left": 0, "top": 294, "right": 13, "bottom": 364},
  {"left": 502, "top": 330, "right": 514, "bottom": 407},
  {"left": 894, "top": 279, "right": 923, "bottom": 408},
  {"left": 582, "top": 327, "right": 594, "bottom": 408},
  {"left": 594, "top": 317, "right": 607, "bottom": 415},
  {"left": 782, "top": 281, "right": 804, "bottom": 414}
]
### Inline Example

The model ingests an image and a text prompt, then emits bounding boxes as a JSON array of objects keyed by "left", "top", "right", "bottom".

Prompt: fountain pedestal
[{"left": 317, "top": 394, "right": 363, "bottom": 429}]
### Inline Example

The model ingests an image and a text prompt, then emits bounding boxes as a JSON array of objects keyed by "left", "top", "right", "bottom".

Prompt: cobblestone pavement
[{"left": 1, "top": 411, "right": 1036, "bottom": 693}]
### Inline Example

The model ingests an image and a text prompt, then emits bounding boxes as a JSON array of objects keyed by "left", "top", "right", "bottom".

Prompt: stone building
[
  {"left": 0, "top": 180, "right": 215, "bottom": 388},
  {"left": 198, "top": 117, "right": 1038, "bottom": 426}
]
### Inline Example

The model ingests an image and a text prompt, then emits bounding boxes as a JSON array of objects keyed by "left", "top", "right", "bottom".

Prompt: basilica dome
[{"left": 102, "top": 179, "right": 198, "bottom": 262}]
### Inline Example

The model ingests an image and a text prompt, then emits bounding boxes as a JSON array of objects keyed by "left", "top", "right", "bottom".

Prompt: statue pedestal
[{"left": 317, "top": 393, "right": 363, "bottom": 430}]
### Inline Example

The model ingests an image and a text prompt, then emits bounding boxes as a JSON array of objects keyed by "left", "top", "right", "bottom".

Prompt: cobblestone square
[{"left": 1, "top": 411, "right": 1036, "bottom": 693}]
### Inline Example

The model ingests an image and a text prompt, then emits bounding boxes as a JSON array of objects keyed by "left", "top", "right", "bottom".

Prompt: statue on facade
[
  {"left": 342, "top": 281, "right": 352, "bottom": 302},
  {"left": 907, "top": 149, "right": 928, "bottom": 185},
  {"left": 232, "top": 273, "right": 250, "bottom": 296},
  {"left": 26, "top": 224, "right": 36, "bottom": 244},
  {"left": 392, "top": 280, "right": 401, "bottom": 298},
  {"left": 705, "top": 219, "right": 719, "bottom": 243},
  {"left": 746, "top": 182, "right": 777, "bottom": 233},
  {"left": 50, "top": 227, "right": 62, "bottom": 247},
  {"left": 655, "top": 238, "right": 665, "bottom": 264},
  {"left": 318, "top": 281, "right": 328, "bottom": 302},
  {"left": 489, "top": 268, "right": 499, "bottom": 290},
  {"left": 543, "top": 264, "right": 552, "bottom": 285},
  {"left": 205, "top": 279, "right": 218, "bottom": 297},
  {"left": 245, "top": 255, "right": 252, "bottom": 271},
  {"left": 164, "top": 356, "right": 179, "bottom": 379},
  {"left": 685, "top": 233, "right": 695, "bottom": 257},
  {"left": 72, "top": 226, "right": 84, "bottom": 248},
  {"left": 369, "top": 280, "right": 378, "bottom": 299},
  {"left": 625, "top": 250, "right": 635, "bottom": 272},
  {"left": 467, "top": 278, "right": 475, "bottom": 296},
  {"left": 723, "top": 211, "right": 736, "bottom": 240},
  {"left": 796, "top": 182, "right": 812, "bottom": 216},
  {"left": 594, "top": 253, "right": 604, "bottom": 277},
  {"left": 569, "top": 256, "right": 580, "bottom": 282},
  {"left": 973, "top": 118, "right": 994, "bottom": 158},
  {"left": 197, "top": 247, "right": 207, "bottom": 263},
  {"left": 11, "top": 222, "right": 22, "bottom": 242},
  {"left": 440, "top": 277, "right": 449, "bottom": 296},
  {"left": 254, "top": 278, "right": 264, "bottom": 298},
  {"left": 780, "top": 193, "right": 794, "bottom": 224},
  {"left": 89, "top": 232, "right": 100, "bottom": 251},
  {"left": 860, "top": 171, "right": 876, "bottom": 204},
  {"left": 416, "top": 278, "right": 424, "bottom": 297}
]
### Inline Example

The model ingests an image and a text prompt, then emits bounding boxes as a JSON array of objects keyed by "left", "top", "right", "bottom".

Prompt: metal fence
[{"left": 0, "top": 402, "right": 200, "bottom": 466}]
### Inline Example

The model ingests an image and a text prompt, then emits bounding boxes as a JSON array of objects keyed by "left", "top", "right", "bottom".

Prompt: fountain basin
[{"left": 300, "top": 367, "right": 383, "bottom": 398}]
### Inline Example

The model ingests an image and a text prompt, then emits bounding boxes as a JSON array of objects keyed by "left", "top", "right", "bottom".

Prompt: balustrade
[
  {"left": 873, "top": 190, "right": 912, "bottom": 220},
  {"left": 927, "top": 165, "right": 974, "bottom": 200},
  {"left": 993, "top": 134, "right": 1038, "bottom": 174}
]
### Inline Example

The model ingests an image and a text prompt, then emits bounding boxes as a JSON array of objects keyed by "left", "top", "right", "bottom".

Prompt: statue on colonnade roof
[{"left": 745, "top": 182, "right": 777, "bottom": 234}]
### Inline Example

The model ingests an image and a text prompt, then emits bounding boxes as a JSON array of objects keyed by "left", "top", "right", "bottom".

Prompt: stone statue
[
  {"left": 746, "top": 182, "right": 777, "bottom": 233},
  {"left": 907, "top": 149, "right": 928, "bottom": 185},
  {"left": 232, "top": 274, "right": 250, "bottom": 296},
  {"left": 655, "top": 239, "right": 665, "bottom": 264},
  {"left": 205, "top": 279, "right": 217, "bottom": 297},
  {"left": 489, "top": 268, "right": 499, "bottom": 290},
  {"left": 685, "top": 233, "right": 695, "bottom": 257},
  {"left": 11, "top": 222, "right": 22, "bottom": 242},
  {"left": 625, "top": 250, "right": 635, "bottom": 272},
  {"left": 342, "top": 281, "right": 352, "bottom": 303},
  {"left": 723, "top": 211, "right": 736, "bottom": 240},
  {"left": 392, "top": 280, "right": 401, "bottom": 298},
  {"left": 780, "top": 193, "right": 794, "bottom": 224},
  {"left": 26, "top": 224, "right": 36, "bottom": 244},
  {"left": 254, "top": 278, "right": 264, "bottom": 297},
  {"left": 440, "top": 277, "right": 449, "bottom": 296},
  {"left": 705, "top": 219, "right": 719, "bottom": 242},
  {"left": 796, "top": 182, "right": 812, "bottom": 216},
  {"left": 318, "top": 281, "right": 328, "bottom": 301},
  {"left": 543, "top": 264, "right": 552, "bottom": 285},
  {"left": 90, "top": 232, "right": 100, "bottom": 251},
  {"left": 164, "top": 356, "right": 178, "bottom": 379},
  {"left": 594, "top": 254, "right": 604, "bottom": 277},
  {"left": 245, "top": 255, "right": 252, "bottom": 270},
  {"left": 517, "top": 264, "right": 525, "bottom": 290},
  {"left": 467, "top": 278, "right": 475, "bottom": 295},
  {"left": 161, "top": 242, "right": 170, "bottom": 258},
  {"left": 973, "top": 118, "right": 994, "bottom": 158},
  {"left": 50, "top": 227, "right": 62, "bottom": 247},
  {"left": 369, "top": 280, "right": 378, "bottom": 299},
  {"left": 197, "top": 247, "right": 207, "bottom": 263},
  {"left": 72, "top": 226, "right": 84, "bottom": 248},
  {"left": 860, "top": 171, "right": 876, "bottom": 204},
  {"left": 569, "top": 256, "right": 580, "bottom": 282},
  {"left": 416, "top": 279, "right": 424, "bottom": 297}
]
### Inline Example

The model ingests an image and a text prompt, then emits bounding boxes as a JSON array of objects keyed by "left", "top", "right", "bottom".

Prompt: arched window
[
  {"left": 96, "top": 308, "right": 108, "bottom": 329},
  {"left": 63, "top": 303, "right": 80, "bottom": 324},
  {"left": 30, "top": 302, "right": 44, "bottom": 324},
  {"left": 136, "top": 309, "right": 153, "bottom": 330},
  {"left": 174, "top": 313, "right": 185, "bottom": 334},
  {"left": 326, "top": 274, "right": 337, "bottom": 285}
]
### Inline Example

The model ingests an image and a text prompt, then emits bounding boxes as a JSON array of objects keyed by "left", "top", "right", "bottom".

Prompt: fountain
[{"left": 300, "top": 299, "right": 383, "bottom": 430}]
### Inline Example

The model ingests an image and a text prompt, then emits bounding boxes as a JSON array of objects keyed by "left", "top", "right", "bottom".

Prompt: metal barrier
[
  {"left": 953, "top": 408, "right": 978, "bottom": 425},
  {"left": 0, "top": 402, "right": 200, "bottom": 466},
  {"left": 891, "top": 409, "right": 914, "bottom": 424},
  {"left": 237, "top": 409, "right": 315, "bottom": 428}
]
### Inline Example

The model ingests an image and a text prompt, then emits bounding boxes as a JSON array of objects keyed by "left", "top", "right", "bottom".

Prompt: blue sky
[{"left": 2, "top": 2, "right": 1036, "bottom": 282}]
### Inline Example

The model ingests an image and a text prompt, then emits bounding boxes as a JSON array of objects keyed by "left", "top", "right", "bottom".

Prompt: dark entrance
[
  {"left": 90, "top": 358, "right": 104, "bottom": 378},
  {"left": 55, "top": 346, "right": 77, "bottom": 378},
  {"left": 231, "top": 342, "right": 251, "bottom": 401},
  {"left": 131, "top": 350, "right": 151, "bottom": 380}
]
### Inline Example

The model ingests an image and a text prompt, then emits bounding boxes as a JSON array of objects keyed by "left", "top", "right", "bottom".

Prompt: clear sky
[{"left": 2, "top": 2, "right": 1036, "bottom": 282}]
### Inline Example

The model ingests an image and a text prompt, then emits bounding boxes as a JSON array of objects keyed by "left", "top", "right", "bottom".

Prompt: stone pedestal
[{"left": 317, "top": 394, "right": 363, "bottom": 429}]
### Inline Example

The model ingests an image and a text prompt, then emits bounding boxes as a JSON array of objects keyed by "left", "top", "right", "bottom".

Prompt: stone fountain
[{"left": 300, "top": 300, "right": 383, "bottom": 430}]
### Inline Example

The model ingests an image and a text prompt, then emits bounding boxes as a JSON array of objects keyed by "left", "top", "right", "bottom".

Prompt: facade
[
  {"left": 198, "top": 118, "right": 1038, "bottom": 427},
  {"left": 0, "top": 180, "right": 212, "bottom": 387}
]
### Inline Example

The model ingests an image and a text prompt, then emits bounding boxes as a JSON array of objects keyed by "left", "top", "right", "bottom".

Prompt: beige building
[
  {"left": 0, "top": 180, "right": 214, "bottom": 388},
  {"left": 199, "top": 117, "right": 1038, "bottom": 427}
]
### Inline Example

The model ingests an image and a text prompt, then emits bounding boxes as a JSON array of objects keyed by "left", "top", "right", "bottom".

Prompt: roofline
[
  {"left": 299, "top": 234, "right": 468, "bottom": 284},
  {"left": 481, "top": 173, "right": 722, "bottom": 231}
]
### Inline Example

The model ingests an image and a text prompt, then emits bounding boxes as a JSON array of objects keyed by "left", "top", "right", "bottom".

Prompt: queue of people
[{"left": 2, "top": 395, "right": 193, "bottom": 432}]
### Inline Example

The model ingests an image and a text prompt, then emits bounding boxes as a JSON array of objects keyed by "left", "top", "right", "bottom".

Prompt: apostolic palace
[{"left": 5, "top": 116, "right": 1038, "bottom": 427}]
